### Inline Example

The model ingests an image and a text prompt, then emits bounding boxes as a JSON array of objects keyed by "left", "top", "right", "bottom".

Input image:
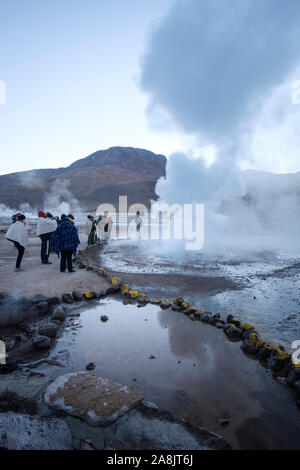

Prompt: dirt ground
[{"left": 0, "top": 227, "right": 110, "bottom": 297}]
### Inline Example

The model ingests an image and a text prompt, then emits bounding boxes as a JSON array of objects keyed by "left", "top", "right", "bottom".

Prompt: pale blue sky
[
  {"left": 1, "top": 0, "right": 300, "bottom": 177},
  {"left": 0, "top": 0, "right": 184, "bottom": 175}
]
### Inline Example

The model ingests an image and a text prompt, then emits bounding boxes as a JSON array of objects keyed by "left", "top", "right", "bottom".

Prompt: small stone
[
  {"left": 31, "top": 294, "right": 47, "bottom": 304},
  {"left": 100, "top": 315, "right": 108, "bottom": 322},
  {"left": 224, "top": 324, "right": 243, "bottom": 341},
  {"left": 32, "top": 335, "right": 51, "bottom": 351},
  {"left": 61, "top": 293, "right": 73, "bottom": 304},
  {"left": 47, "top": 297, "right": 60, "bottom": 307},
  {"left": 39, "top": 323, "right": 59, "bottom": 339},
  {"left": 72, "top": 291, "right": 84, "bottom": 301},
  {"left": 86, "top": 362, "right": 96, "bottom": 371},
  {"left": 149, "top": 354, "right": 156, "bottom": 359},
  {"left": 217, "top": 417, "right": 231, "bottom": 426},
  {"left": 142, "top": 400, "right": 159, "bottom": 411},
  {"left": 37, "top": 302, "right": 49, "bottom": 316},
  {"left": 52, "top": 306, "right": 66, "bottom": 323}
]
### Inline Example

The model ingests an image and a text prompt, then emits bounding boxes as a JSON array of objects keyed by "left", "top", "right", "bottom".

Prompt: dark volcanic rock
[
  {"left": 32, "top": 335, "right": 51, "bottom": 351},
  {"left": 72, "top": 291, "right": 85, "bottom": 301},
  {"left": 36, "top": 302, "right": 49, "bottom": 316},
  {"left": 39, "top": 323, "right": 59, "bottom": 339},
  {"left": 61, "top": 293, "right": 73, "bottom": 304},
  {"left": 47, "top": 297, "right": 60, "bottom": 307},
  {"left": 0, "top": 362, "right": 18, "bottom": 375},
  {"left": 52, "top": 306, "right": 66, "bottom": 323},
  {"left": 31, "top": 294, "right": 47, "bottom": 304}
]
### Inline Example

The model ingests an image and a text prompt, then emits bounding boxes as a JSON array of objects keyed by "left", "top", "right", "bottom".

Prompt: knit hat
[
  {"left": 38, "top": 211, "right": 46, "bottom": 218},
  {"left": 46, "top": 212, "right": 53, "bottom": 218}
]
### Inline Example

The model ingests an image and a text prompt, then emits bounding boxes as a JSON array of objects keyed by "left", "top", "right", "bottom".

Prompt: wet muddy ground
[{"left": 26, "top": 297, "right": 300, "bottom": 450}]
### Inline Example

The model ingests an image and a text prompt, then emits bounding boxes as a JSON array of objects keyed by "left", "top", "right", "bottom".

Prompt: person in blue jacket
[{"left": 53, "top": 214, "right": 80, "bottom": 273}]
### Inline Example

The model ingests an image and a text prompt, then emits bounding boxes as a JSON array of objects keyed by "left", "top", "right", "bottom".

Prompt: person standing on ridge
[
  {"left": 36, "top": 211, "right": 57, "bottom": 264},
  {"left": 53, "top": 213, "right": 80, "bottom": 273},
  {"left": 86, "top": 215, "right": 96, "bottom": 246},
  {"left": 5, "top": 213, "right": 28, "bottom": 271},
  {"left": 135, "top": 211, "right": 143, "bottom": 239}
]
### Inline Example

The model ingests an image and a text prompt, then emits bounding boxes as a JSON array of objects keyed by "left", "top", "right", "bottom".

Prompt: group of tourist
[
  {"left": 5, "top": 209, "right": 143, "bottom": 272},
  {"left": 5, "top": 211, "right": 80, "bottom": 273},
  {"left": 85, "top": 211, "right": 113, "bottom": 246}
]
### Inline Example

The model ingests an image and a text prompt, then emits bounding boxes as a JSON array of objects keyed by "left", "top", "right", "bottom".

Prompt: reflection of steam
[{"left": 157, "top": 309, "right": 215, "bottom": 369}]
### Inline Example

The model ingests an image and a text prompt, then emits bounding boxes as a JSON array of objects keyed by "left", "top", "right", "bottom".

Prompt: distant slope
[{"left": 0, "top": 147, "right": 167, "bottom": 211}]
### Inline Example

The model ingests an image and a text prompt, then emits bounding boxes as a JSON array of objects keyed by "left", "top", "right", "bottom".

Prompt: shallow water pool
[{"left": 35, "top": 297, "right": 300, "bottom": 450}]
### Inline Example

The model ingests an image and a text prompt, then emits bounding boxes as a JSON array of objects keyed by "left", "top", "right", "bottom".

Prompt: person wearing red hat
[{"left": 36, "top": 211, "right": 57, "bottom": 264}]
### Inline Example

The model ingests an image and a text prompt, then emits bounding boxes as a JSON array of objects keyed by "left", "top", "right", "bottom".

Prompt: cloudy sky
[{"left": 1, "top": 0, "right": 300, "bottom": 176}]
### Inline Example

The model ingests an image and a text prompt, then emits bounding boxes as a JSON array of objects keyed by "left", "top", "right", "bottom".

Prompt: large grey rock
[
  {"left": 0, "top": 371, "right": 52, "bottom": 414},
  {"left": 0, "top": 412, "right": 72, "bottom": 450},
  {"left": 107, "top": 409, "right": 230, "bottom": 450},
  {"left": 44, "top": 372, "right": 145, "bottom": 426}
]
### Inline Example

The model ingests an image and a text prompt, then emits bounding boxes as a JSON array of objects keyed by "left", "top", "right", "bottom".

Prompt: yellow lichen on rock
[
  {"left": 150, "top": 299, "right": 161, "bottom": 305},
  {"left": 121, "top": 284, "right": 130, "bottom": 295},
  {"left": 98, "top": 268, "right": 106, "bottom": 276},
  {"left": 247, "top": 332, "right": 268, "bottom": 349},
  {"left": 173, "top": 297, "right": 184, "bottom": 306},
  {"left": 137, "top": 293, "right": 149, "bottom": 303},
  {"left": 187, "top": 306, "right": 198, "bottom": 314},
  {"left": 129, "top": 290, "right": 139, "bottom": 299},
  {"left": 240, "top": 323, "right": 254, "bottom": 331},
  {"left": 181, "top": 301, "right": 190, "bottom": 310},
  {"left": 83, "top": 291, "right": 94, "bottom": 299},
  {"left": 271, "top": 347, "right": 290, "bottom": 361},
  {"left": 111, "top": 277, "right": 121, "bottom": 287},
  {"left": 160, "top": 300, "right": 171, "bottom": 309}
]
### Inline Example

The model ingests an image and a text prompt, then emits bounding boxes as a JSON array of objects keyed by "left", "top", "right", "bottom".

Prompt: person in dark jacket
[{"left": 53, "top": 214, "right": 80, "bottom": 273}]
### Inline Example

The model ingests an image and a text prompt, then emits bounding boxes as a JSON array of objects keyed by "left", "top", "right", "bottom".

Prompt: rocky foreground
[{"left": 0, "top": 288, "right": 230, "bottom": 450}]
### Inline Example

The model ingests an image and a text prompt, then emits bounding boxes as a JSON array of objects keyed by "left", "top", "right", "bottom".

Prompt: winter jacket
[
  {"left": 36, "top": 217, "right": 57, "bottom": 237},
  {"left": 5, "top": 221, "right": 28, "bottom": 248},
  {"left": 52, "top": 219, "right": 80, "bottom": 255}
]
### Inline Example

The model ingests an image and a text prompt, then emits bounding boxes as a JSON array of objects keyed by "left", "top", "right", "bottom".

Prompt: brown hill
[{"left": 0, "top": 147, "right": 167, "bottom": 211}]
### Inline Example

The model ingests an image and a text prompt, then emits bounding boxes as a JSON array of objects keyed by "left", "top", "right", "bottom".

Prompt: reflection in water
[{"left": 44, "top": 298, "right": 300, "bottom": 450}]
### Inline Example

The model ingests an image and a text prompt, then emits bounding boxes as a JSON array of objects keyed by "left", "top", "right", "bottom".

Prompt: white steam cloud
[{"left": 140, "top": 0, "right": 300, "bottom": 251}]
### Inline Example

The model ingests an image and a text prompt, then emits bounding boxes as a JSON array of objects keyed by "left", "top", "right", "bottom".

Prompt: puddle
[{"left": 36, "top": 298, "right": 300, "bottom": 450}]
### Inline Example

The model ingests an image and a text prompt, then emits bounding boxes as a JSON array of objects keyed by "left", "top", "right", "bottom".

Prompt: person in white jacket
[
  {"left": 36, "top": 211, "right": 57, "bottom": 264},
  {"left": 5, "top": 213, "right": 28, "bottom": 271}
]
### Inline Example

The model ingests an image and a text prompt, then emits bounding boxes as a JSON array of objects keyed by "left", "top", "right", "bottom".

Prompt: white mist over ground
[
  {"left": 138, "top": 0, "right": 300, "bottom": 256},
  {"left": 0, "top": 178, "right": 86, "bottom": 226}
]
